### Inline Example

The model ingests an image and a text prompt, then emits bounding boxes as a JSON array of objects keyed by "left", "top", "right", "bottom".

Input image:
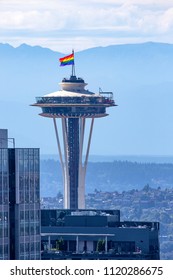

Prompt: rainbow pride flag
[{"left": 59, "top": 53, "right": 74, "bottom": 66}]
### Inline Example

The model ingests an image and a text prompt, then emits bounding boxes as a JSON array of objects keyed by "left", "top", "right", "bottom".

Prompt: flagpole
[{"left": 72, "top": 49, "right": 75, "bottom": 77}]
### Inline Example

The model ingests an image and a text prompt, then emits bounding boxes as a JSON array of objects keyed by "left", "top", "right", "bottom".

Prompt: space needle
[{"left": 32, "top": 51, "right": 116, "bottom": 209}]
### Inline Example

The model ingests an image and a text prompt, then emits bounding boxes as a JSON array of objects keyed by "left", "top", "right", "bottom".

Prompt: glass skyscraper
[
  {"left": 0, "top": 130, "right": 40, "bottom": 260},
  {"left": 0, "top": 148, "right": 9, "bottom": 259}
]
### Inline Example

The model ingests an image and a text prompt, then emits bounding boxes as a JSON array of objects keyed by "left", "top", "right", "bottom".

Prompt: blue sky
[{"left": 0, "top": 0, "right": 173, "bottom": 52}]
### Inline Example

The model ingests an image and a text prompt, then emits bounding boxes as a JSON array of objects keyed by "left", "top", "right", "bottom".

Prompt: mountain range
[{"left": 0, "top": 42, "right": 173, "bottom": 157}]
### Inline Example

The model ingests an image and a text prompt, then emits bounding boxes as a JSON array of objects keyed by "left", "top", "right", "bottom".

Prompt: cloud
[
  {"left": 159, "top": 8, "right": 173, "bottom": 32},
  {"left": 0, "top": 0, "right": 171, "bottom": 31},
  {"left": 0, "top": 0, "right": 173, "bottom": 51}
]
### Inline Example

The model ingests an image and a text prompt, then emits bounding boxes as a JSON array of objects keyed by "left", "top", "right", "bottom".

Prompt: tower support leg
[
  {"left": 78, "top": 118, "right": 94, "bottom": 209},
  {"left": 61, "top": 118, "right": 70, "bottom": 209},
  {"left": 53, "top": 117, "right": 94, "bottom": 209}
]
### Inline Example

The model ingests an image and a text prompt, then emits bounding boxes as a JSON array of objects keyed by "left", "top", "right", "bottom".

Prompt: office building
[
  {"left": 41, "top": 209, "right": 160, "bottom": 260},
  {"left": 0, "top": 129, "right": 40, "bottom": 260},
  {"left": 0, "top": 129, "right": 9, "bottom": 259}
]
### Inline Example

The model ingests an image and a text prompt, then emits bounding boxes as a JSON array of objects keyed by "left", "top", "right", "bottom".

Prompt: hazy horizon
[{"left": 41, "top": 153, "right": 173, "bottom": 164}]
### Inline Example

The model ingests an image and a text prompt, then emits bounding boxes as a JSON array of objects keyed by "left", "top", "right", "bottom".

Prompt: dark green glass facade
[
  {"left": 0, "top": 148, "right": 40, "bottom": 260},
  {"left": 0, "top": 149, "right": 9, "bottom": 259}
]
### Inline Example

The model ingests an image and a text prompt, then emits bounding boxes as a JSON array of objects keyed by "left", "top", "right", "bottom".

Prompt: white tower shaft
[{"left": 53, "top": 117, "right": 94, "bottom": 209}]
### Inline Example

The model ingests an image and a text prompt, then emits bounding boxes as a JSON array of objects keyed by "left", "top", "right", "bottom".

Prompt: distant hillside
[
  {"left": 40, "top": 159, "right": 173, "bottom": 196},
  {"left": 0, "top": 42, "right": 173, "bottom": 156}
]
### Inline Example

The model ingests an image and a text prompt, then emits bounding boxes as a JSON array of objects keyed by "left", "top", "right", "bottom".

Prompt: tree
[
  {"left": 143, "top": 184, "right": 150, "bottom": 192},
  {"left": 56, "top": 237, "right": 65, "bottom": 251},
  {"left": 96, "top": 239, "right": 105, "bottom": 252}
]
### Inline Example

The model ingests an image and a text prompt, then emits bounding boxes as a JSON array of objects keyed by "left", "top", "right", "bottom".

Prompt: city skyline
[{"left": 0, "top": 1, "right": 173, "bottom": 52}]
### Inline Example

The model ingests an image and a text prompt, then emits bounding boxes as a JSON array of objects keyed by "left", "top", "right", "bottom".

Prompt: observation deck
[{"left": 32, "top": 75, "right": 116, "bottom": 118}]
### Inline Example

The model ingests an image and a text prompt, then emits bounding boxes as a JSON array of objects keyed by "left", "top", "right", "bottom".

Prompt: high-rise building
[
  {"left": 0, "top": 129, "right": 40, "bottom": 260},
  {"left": 32, "top": 72, "right": 116, "bottom": 209},
  {"left": 0, "top": 130, "right": 9, "bottom": 259}
]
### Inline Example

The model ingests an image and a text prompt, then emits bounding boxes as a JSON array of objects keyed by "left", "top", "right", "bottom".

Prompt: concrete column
[
  {"left": 105, "top": 236, "right": 108, "bottom": 253},
  {"left": 48, "top": 236, "right": 51, "bottom": 250},
  {"left": 76, "top": 236, "right": 79, "bottom": 253}
]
